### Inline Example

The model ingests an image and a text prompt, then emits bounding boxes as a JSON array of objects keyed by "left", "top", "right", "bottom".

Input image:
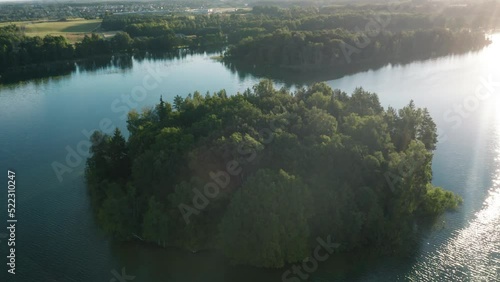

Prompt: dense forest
[
  {"left": 1, "top": 3, "right": 496, "bottom": 74},
  {"left": 100, "top": 2, "right": 500, "bottom": 35},
  {"left": 224, "top": 28, "right": 490, "bottom": 70},
  {"left": 85, "top": 81, "right": 461, "bottom": 268},
  {"left": 0, "top": 24, "right": 218, "bottom": 72}
]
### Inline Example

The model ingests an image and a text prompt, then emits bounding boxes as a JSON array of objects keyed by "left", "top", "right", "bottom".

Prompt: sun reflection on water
[
  {"left": 407, "top": 87, "right": 500, "bottom": 281},
  {"left": 408, "top": 165, "right": 500, "bottom": 280}
]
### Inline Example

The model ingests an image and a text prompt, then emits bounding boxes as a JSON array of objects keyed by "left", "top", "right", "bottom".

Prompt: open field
[{"left": 0, "top": 18, "right": 108, "bottom": 43}]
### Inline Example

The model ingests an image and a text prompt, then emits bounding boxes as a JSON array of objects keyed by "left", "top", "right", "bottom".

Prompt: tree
[
  {"left": 219, "top": 169, "right": 311, "bottom": 268},
  {"left": 110, "top": 32, "right": 133, "bottom": 52},
  {"left": 108, "top": 128, "right": 130, "bottom": 180},
  {"left": 173, "top": 95, "right": 184, "bottom": 111},
  {"left": 142, "top": 196, "right": 169, "bottom": 247},
  {"left": 155, "top": 95, "right": 172, "bottom": 124},
  {"left": 96, "top": 182, "right": 136, "bottom": 239}
]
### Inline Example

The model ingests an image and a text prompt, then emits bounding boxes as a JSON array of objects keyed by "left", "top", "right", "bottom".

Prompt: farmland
[{"left": 0, "top": 18, "right": 110, "bottom": 43}]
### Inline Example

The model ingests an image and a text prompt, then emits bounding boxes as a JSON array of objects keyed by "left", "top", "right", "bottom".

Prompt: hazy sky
[
  {"left": 0, "top": 0, "right": 42, "bottom": 2},
  {"left": 0, "top": 0, "right": 83, "bottom": 2}
]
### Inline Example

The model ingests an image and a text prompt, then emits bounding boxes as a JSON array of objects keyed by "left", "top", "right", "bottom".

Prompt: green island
[{"left": 85, "top": 80, "right": 461, "bottom": 268}]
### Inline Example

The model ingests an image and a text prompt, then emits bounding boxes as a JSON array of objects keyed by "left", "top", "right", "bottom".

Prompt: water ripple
[{"left": 408, "top": 188, "right": 500, "bottom": 281}]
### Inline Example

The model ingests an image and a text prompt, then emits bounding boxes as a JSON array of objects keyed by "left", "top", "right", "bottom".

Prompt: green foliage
[
  {"left": 419, "top": 185, "right": 463, "bottom": 216},
  {"left": 85, "top": 81, "right": 461, "bottom": 267},
  {"left": 2, "top": 4, "right": 492, "bottom": 75},
  {"left": 0, "top": 25, "right": 74, "bottom": 70},
  {"left": 219, "top": 169, "right": 311, "bottom": 268},
  {"left": 167, "top": 177, "right": 227, "bottom": 252},
  {"left": 142, "top": 196, "right": 169, "bottom": 247},
  {"left": 96, "top": 182, "right": 138, "bottom": 240},
  {"left": 225, "top": 28, "right": 490, "bottom": 70}
]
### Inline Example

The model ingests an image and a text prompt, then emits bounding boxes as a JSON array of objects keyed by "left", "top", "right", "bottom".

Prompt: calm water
[{"left": 1, "top": 35, "right": 500, "bottom": 281}]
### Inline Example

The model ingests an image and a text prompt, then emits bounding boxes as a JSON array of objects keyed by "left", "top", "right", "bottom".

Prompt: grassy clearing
[{"left": 0, "top": 18, "right": 107, "bottom": 43}]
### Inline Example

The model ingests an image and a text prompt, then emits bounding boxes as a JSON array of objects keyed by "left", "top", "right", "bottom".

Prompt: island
[{"left": 85, "top": 81, "right": 461, "bottom": 268}]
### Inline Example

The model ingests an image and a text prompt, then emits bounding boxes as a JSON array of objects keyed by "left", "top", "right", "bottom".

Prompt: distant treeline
[
  {"left": 1, "top": 3, "right": 497, "bottom": 75},
  {"left": 99, "top": 5, "right": 452, "bottom": 47},
  {"left": 224, "top": 28, "right": 491, "bottom": 70},
  {"left": 0, "top": 25, "right": 222, "bottom": 73},
  {"left": 101, "top": 10, "right": 439, "bottom": 41},
  {"left": 101, "top": 2, "right": 500, "bottom": 37},
  {"left": 99, "top": 4, "right": 493, "bottom": 71},
  {"left": 1, "top": 0, "right": 500, "bottom": 28}
]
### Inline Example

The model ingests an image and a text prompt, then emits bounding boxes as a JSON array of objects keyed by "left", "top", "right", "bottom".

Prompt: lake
[{"left": 1, "top": 35, "right": 500, "bottom": 281}]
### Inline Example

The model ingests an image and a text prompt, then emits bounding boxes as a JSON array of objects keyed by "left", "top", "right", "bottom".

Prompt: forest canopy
[
  {"left": 85, "top": 81, "right": 462, "bottom": 268},
  {"left": 224, "top": 28, "right": 490, "bottom": 70},
  {"left": 1, "top": 3, "right": 494, "bottom": 74}
]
